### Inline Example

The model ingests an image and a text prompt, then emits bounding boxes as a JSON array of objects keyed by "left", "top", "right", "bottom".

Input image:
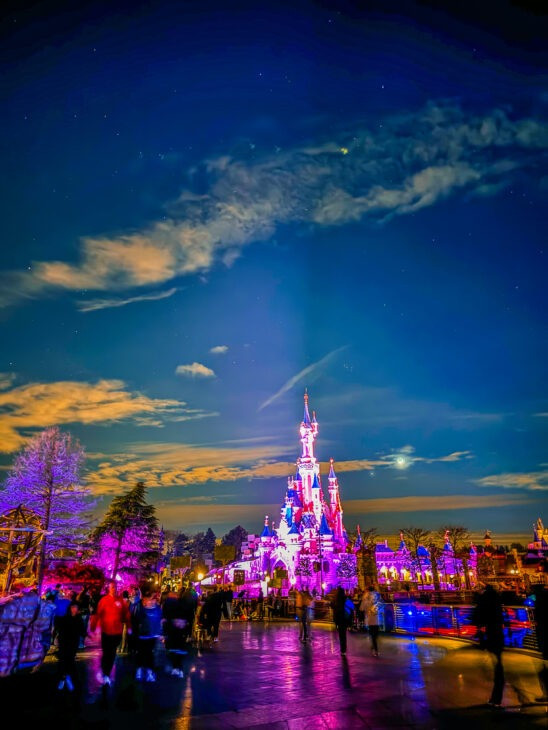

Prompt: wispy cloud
[
  {"left": 380, "top": 445, "right": 474, "bottom": 470},
  {"left": 209, "top": 345, "right": 228, "bottom": 355},
  {"left": 258, "top": 346, "right": 348, "bottom": 411},
  {"left": 2, "top": 103, "right": 546, "bottom": 307},
  {"left": 475, "top": 470, "right": 548, "bottom": 491},
  {"left": 316, "top": 385, "right": 503, "bottom": 431},
  {"left": 0, "top": 379, "right": 213, "bottom": 453},
  {"left": 175, "top": 362, "right": 216, "bottom": 378},
  {"left": 77, "top": 286, "right": 178, "bottom": 312},
  {"left": 0, "top": 372, "right": 16, "bottom": 390}
]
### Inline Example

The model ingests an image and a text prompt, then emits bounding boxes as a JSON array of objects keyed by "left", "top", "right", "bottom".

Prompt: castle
[{"left": 219, "top": 392, "right": 357, "bottom": 595}]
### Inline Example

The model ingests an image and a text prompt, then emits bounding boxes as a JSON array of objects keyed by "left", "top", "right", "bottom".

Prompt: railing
[{"left": 385, "top": 603, "right": 538, "bottom": 652}]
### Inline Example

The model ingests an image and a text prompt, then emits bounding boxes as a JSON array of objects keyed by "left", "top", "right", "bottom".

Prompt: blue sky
[{"left": 1, "top": 1, "right": 547, "bottom": 541}]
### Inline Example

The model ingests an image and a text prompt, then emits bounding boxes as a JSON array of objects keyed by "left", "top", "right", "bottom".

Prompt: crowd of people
[
  {"left": 43, "top": 574, "right": 548, "bottom": 709},
  {"left": 46, "top": 581, "right": 240, "bottom": 692}
]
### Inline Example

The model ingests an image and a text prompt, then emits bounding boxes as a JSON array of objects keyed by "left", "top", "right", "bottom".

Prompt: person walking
[
  {"left": 56, "top": 601, "right": 84, "bottom": 692},
  {"left": 132, "top": 586, "right": 163, "bottom": 682},
  {"left": 296, "top": 588, "right": 312, "bottom": 643},
  {"left": 361, "top": 586, "right": 382, "bottom": 656},
  {"left": 162, "top": 587, "right": 187, "bottom": 678},
  {"left": 179, "top": 585, "right": 198, "bottom": 642},
  {"left": 119, "top": 590, "right": 131, "bottom": 653},
  {"left": 203, "top": 587, "right": 223, "bottom": 642},
  {"left": 533, "top": 562, "right": 548, "bottom": 703},
  {"left": 223, "top": 584, "right": 234, "bottom": 620},
  {"left": 474, "top": 584, "right": 506, "bottom": 708},
  {"left": 331, "top": 586, "right": 349, "bottom": 655},
  {"left": 90, "top": 581, "right": 131, "bottom": 686},
  {"left": 76, "top": 585, "right": 91, "bottom": 649}
]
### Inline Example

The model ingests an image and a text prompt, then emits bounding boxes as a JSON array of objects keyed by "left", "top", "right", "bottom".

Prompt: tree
[
  {"left": 188, "top": 528, "right": 216, "bottom": 560},
  {"left": 172, "top": 532, "right": 190, "bottom": 556},
  {"left": 400, "top": 527, "right": 431, "bottom": 584},
  {"left": 438, "top": 525, "right": 472, "bottom": 589},
  {"left": 221, "top": 525, "right": 248, "bottom": 558},
  {"left": 352, "top": 527, "right": 378, "bottom": 588},
  {"left": 0, "top": 427, "right": 90, "bottom": 589},
  {"left": 90, "top": 482, "right": 160, "bottom": 584}
]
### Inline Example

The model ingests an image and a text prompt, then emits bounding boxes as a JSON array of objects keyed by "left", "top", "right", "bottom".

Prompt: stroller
[{"left": 193, "top": 604, "right": 213, "bottom": 650}]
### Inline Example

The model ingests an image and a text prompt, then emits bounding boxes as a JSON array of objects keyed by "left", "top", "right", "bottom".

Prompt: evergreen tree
[
  {"left": 172, "top": 532, "right": 190, "bottom": 556},
  {"left": 188, "top": 528, "right": 216, "bottom": 559},
  {"left": 90, "top": 481, "right": 160, "bottom": 583},
  {"left": 204, "top": 527, "right": 216, "bottom": 554},
  {"left": 221, "top": 525, "right": 248, "bottom": 558},
  {"left": 0, "top": 427, "right": 90, "bottom": 588}
]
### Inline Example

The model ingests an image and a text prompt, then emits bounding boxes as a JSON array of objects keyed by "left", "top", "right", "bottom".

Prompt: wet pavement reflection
[{"left": 0, "top": 620, "right": 546, "bottom": 728}]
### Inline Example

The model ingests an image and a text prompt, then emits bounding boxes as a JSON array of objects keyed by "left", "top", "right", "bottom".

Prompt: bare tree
[
  {"left": 401, "top": 527, "right": 431, "bottom": 585},
  {"left": 438, "top": 525, "right": 472, "bottom": 589}
]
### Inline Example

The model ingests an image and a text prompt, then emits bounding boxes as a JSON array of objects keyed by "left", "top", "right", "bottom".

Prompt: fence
[{"left": 386, "top": 602, "right": 538, "bottom": 652}]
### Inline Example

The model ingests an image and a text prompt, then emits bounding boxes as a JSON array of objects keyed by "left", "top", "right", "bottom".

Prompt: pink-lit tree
[
  {"left": 0, "top": 427, "right": 90, "bottom": 589},
  {"left": 89, "top": 481, "right": 160, "bottom": 585}
]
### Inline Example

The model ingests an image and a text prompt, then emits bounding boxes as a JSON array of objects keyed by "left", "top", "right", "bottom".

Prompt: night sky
[{"left": 1, "top": 1, "right": 547, "bottom": 542}]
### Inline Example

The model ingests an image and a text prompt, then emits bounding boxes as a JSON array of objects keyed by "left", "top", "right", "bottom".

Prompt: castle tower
[
  {"left": 298, "top": 391, "right": 322, "bottom": 510},
  {"left": 327, "top": 458, "right": 344, "bottom": 541}
]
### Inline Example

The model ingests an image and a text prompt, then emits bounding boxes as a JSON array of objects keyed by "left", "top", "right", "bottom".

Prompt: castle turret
[{"left": 327, "top": 458, "right": 344, "bottom": 541}]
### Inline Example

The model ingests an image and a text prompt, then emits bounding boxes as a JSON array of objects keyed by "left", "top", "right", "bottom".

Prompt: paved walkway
[{"left": 0, "top": 621, "right": 546, "bottom": 728}]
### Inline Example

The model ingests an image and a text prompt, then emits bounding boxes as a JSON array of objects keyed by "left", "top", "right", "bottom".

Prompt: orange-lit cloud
[
  {"left": 0, "top": 379, "right": 214, "bottom": 453},
  {"left": 85, "top": 443, "right": 475, "bottom": 496}
]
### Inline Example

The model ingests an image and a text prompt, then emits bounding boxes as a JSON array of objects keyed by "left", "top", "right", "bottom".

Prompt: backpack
[{"left": 344, "top": 598, "right": 354, "bottom": 626}]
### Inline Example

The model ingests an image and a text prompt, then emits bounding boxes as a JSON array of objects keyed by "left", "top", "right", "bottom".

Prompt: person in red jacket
[{"left": 90, "top": 581, "right": 131, "bottom": 686}]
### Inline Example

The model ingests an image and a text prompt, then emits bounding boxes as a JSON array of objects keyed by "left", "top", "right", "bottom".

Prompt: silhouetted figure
[
  {"left": 533, "top": 563, "right": 548, "bottom": 702},
  {"left": 331, "top": 586, "right": 348, "bottom": 655},
  {"left": 296, "top": 589, "right": 312, "bottom": 642},
  {"left": 57, "top": 601, "right": 84, "bottom": 692},
  {"left": 163, "top": 588, "right": 188, "bottom": 677},
  {"left": 204, "top": 587, "right": 223, "bottom": 641},
  {"left": 474, "top": 584, "right": 505, "bottom": 707}
]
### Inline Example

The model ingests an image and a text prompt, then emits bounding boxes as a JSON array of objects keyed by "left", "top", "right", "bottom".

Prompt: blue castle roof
[
  {"left": 312, "top": 473, "right": 321, "bottom": 489},
  {"left": 375, "top": 543, "right": 394, "bottom": 554},
  {"left": 417, "top": 545, "right": 429, "bottom": 557},
  {"left": 319, "top": 514, "right": 333, "bottom": 536},
  {"left": 288, "top": 522, "right": 300, "bottom": 535}
]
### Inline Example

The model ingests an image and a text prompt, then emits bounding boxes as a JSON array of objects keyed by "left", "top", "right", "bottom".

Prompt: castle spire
[{"left": 303, "top": 389, "right": 311, "bottom": 426}]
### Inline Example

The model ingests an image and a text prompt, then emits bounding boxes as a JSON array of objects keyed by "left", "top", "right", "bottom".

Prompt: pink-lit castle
[{"left": 219, "top": 392, "right": 357, "bottom": 595}]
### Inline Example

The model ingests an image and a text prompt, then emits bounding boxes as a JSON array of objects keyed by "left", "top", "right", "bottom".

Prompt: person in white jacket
[{"left": 360, "top": 586, "right": 382, "bottom": 657}]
